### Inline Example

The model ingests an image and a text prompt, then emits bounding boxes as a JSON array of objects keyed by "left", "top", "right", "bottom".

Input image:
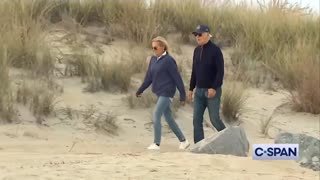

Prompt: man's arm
[
  {"left": 189, "top": 49, "right": 197, "bottom": 91},
  {"left": 211, "top": 48, "right": 224, "bottom": 90},
  {"left": 167, "top": 58, "right": 186, "bottom": 101},
  {"left": 136, "top": 59, "right": 153, "bottom": 95}
]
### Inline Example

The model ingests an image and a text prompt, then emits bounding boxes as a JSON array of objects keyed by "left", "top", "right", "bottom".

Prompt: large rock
[
  {"left": 275, "top": 132, "right": 320, "bottom": 171},
  {"left": 190, "top": 126, "right": 250, "bottom": 157}
]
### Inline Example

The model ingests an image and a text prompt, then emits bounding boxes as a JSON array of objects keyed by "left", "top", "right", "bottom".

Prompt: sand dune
[
  {"left": 0, "top": 87, "right": 319, "bottom": 180},
  {"left": 1, "top": 28, "right": 319, "bottom": 180}
]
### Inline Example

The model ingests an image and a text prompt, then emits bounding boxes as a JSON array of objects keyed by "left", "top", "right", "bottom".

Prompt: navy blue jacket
[
  {"left": 189, "top": 40, "right": 224, "bottom": 91},
  {"left": 136, "top": 53, "right": 186, "bottom": 101}
]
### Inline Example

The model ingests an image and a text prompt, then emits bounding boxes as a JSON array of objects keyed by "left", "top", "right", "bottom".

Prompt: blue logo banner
[{"left": 253, "top": 144, "right": 299, "bottom": 160}]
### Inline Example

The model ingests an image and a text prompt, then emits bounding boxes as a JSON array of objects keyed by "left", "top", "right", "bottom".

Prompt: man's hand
[
  {"left": 136, "top": 93, "right": 142, "bottom": 97},
  {"left": 188, "top": 91, "right": 193, "bottom": 101},
  {"left": 207, "top": 88, "right": 216, "bottom": 98}
]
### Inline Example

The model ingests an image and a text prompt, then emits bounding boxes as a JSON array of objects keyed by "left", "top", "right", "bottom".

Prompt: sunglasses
[
  {"left": 152, "top": 47, "right": 158, "bottom": 50},
  {"left": 194, "top": 33, "right": 202, "bottom": 37}
]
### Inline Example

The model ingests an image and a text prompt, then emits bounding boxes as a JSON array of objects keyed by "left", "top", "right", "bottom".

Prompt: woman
[{"left": 136, "top": 36, "right": 190, "bottom": 150}]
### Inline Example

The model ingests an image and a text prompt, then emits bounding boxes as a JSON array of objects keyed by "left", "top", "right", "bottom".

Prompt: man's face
[
  {"left": 195, "top": 32, "right": 210, "bottom": 45},
  {"left": 152, "top": 41, "right": 164, "bottom": 57}
]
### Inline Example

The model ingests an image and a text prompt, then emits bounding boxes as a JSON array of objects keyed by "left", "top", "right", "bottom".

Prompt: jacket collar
[
  {"left": 157, "top": 51, "right": 167, "bottom": 60},
  {"left": 200, "top": 40, "right": 212, "bottom": 48},
  {"left": 153, "top": 51, "right": 168, "bottom": 61}
]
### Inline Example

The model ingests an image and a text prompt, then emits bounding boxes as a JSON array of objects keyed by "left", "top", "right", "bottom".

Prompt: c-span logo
[{"left": 253, "top": 144, "right": 299, "bottom": 160}]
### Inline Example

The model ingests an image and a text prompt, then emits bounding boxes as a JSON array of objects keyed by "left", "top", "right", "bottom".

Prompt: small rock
[
  {"left": 299, "top": 157, "right": 309, "bottom": 164},
  {"left": 312, "top": 156, "right": 319, "bottom": 162}
]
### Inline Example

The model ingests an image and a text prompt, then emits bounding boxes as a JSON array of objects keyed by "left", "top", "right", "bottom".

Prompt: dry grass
[
  {"left": 127, "top": 48, "right": 150, "bottom": 74},
  {"left": 270, "top": 39, "right": 320, "bottom": 114},
  {"left": 16, "top": 79, "right": 60, "bottom": 118},
  {"left": 0, "top": 0, "right": 318, "bottom": 115},
  {"left": 126, "top": 90, "right": 157, "bottom": 109},
  {"left": 94, "top": 112, "right": 119, "bottom": 135},
  {"left": 65, "top": 52, "right": 133, "bottom": 93},
  {"left": 0, "top": 0, "right": 56, "bottom": 76},
  {"left": 168, "top": 0, "right": 207, "bottom": 42},
  {"left": 260, "top": 114, "right": 274, "bottom": 137},
  {"left": 85, "top": 60, "right": 132, "bottom": 93},
  {"left": 80, "top": 104, "right": 119, "bottom": 135},
  {"left": 65, "top": 0, "right": 103, "bottom": 25},
  {"left": 259, "top": 107, "right": 282, "bottom": 137},
  {"left": 0, "top": 48, "right": 17, "bottom": 123},
  {"left": 221, "top": 81, "right": 249, "bottom": 123},
  {"left": 109, "top": 0, "right": 160, "bottom": 45},
  {"left": 55, "top": 104, "right": 119, "bottom": 135},
  {"left": 82, "top": 104, "right": 98, "bottom": 120},
  {"left": 219, "top": 2, "right": 318, "bottom": 114},
  {"left": 0, "top": 0, "right": 55, "bottom": 122}
]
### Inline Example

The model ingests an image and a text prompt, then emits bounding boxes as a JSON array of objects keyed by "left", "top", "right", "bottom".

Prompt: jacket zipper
[{"left": 200, "top": 46, "right": 203, "bottom": 61}]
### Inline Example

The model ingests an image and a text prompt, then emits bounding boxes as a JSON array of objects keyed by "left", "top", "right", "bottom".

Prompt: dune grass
[
  {"left": 221, "top": 81, "right": 249, "bottom": 124},
  {"left": 0, "top": 48, "right": 16, "bottom": 123},
  {"left": 0, "top": 0, "right": 56, "bottom": 76},
  {"left": 15, "top": 77, "right": 63, "bottom": 123},
  {"left": 64, "top": 51, "right": 133, "bottom": 92},
  {"left": 0, "top": 0, "right": 318, "bottom": 117}
]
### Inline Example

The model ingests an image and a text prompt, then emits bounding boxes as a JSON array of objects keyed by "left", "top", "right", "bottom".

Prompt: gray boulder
[
  {"left": 190, "top": 126, "right": 250, "bottom": 157},
  {"left": 275, "top": 132, "right": 320, "bottom": 171}
]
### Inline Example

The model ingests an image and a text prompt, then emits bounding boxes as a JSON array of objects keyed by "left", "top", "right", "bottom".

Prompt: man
[{"left": 188, "top": 25, "right": 226, "bottom": 144}]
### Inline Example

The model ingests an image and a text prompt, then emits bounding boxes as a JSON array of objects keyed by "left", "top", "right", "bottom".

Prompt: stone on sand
[
  {"left": 275, "top": 132, "right": 320, "bottom": 171},
  {"left": 190, "top": 126, "right": 250, "bottom": 157}
]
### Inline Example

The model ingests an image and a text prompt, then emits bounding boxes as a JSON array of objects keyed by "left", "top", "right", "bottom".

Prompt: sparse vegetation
[
  {"left": 65, "top": 52, "right": 133, "bottom": 92},
  {"left": 260, "top": 114, "right": 274, "bottom": 137},
  {"left": 126, "top": 90, "right": 157, "bottom": 109},
  {"left": 221, "top": 81, "right": 249, "bottom": 123},
  {"left": 16, "top": 79, "right": 60, "bottom": 118},
  {"left": 80, "top": 104, "right": 119, "bottom": 135},
  {"left": 0, "top": 48, "right": 17, "bottom": 123},
  {"left": 270, "top": 40, "right": 320, "bottom": 114},
  {"left": 127, "top": 48, "right": 150, "bottom": 74},
  {"left": 0, "top": 0, "right": 56, "bottom": 76},
  {"left": 94, "top": 112, "right": 119, "bottom": 135},
  {"left": 82, "top": 104, "right": 98, "bottom": 120}
]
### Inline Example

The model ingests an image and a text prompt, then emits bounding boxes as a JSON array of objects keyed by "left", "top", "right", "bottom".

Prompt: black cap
[{"left": 192, "top": 25, "right": 210, "bottom": 35}]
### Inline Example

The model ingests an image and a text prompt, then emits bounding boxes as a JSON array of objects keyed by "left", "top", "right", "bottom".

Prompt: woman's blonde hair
[{"left": 152, "top": 36, "right": 170, "bottom": 53}]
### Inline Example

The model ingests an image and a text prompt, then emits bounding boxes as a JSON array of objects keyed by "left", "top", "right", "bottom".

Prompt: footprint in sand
[
  {"left": 123, "top": 118, "right": 136, "bottom": 124},
  {"left": 144, "top": 122, "right": 153, "bottom": 131},
  {"left": 3, "top": 132, "right": 18, "bottom": 138}
]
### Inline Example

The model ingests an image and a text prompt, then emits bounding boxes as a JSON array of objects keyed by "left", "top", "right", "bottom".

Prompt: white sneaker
[
  {"left": 179, "top": 140, "right": 190, "bottom": 150},
  {"left": 147, "top": 143, "right": 160, "bottom": 150}
]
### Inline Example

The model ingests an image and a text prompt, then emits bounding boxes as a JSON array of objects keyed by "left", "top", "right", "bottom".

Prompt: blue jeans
[
  {"left": 153, "top": 96, "right": 186, "bottom": 145},
  {"left": 193, "top": 87, "right": 226, "bottom": 143}
]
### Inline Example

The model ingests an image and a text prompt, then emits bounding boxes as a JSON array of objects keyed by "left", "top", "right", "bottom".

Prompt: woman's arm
[
  {"left": 136, "top": 59, "right": 153, "bottom": 96},
  {"left": 167, "top": 58, "right": 186, "bottom": 101}
]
